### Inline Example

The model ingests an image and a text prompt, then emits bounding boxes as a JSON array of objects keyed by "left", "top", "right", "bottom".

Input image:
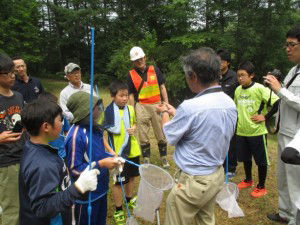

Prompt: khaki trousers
[
  {"left": 135, "top": 103, "right": 166, "bottom": 145},
  {"left": 164, "top": 166, "right": 224, "bottom": 225},
  {"left": 0, "top": 163, "right": 20, "bottom": 225}
]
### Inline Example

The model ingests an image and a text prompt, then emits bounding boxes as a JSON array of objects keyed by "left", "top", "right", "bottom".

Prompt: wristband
[{"left": 161, "top": 110, "right": 169, "bottom": 116}]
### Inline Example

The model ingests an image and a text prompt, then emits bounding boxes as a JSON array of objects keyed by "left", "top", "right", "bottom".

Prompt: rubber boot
[
  {"left": 158, "top": 142, "right": 169, "bottom": 169},
  {"left": 141, "top": 143, "right": 150, "bottom": 164}
]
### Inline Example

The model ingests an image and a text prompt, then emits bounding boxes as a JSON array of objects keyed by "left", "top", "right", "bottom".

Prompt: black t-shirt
[
  {"left": 12, "top": 76, "right": 44, "bottom": 103},
  {"left": 219, "top": 69, "right": 238, "bottom": 99},
  {"left": 0, "top": 91, "right": 27, "bottom": 167},
  {"left": 127, "top": 65, "right": 165, "bottom": 101}
]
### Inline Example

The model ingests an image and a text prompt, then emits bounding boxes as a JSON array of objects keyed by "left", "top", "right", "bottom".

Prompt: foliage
[
  {"left": 0, "top": 0, "right": 299, "bottom": 103},
  {"left": 107, "top": 32, "right": 158, "bottom": 81},
  {"left": 0, "top": 0, "right": 42, "bottom": 73}
]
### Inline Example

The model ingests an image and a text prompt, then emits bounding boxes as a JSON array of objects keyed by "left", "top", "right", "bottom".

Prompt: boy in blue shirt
[
  {"left": 65, "top": 91, "right": 120, "bottom": 225},
  {"left": 104, "top": 81, "right": 141, "bottom": 225}
]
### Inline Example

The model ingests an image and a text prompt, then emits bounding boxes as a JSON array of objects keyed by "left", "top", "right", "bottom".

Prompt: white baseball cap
[{"left": 130, "top": 46, "right": 145, "bottom": 61}]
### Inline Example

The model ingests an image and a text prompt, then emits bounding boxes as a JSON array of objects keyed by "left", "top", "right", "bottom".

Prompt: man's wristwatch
[{"left": 161, "top": 110, "right": 169, "bottom": 116}]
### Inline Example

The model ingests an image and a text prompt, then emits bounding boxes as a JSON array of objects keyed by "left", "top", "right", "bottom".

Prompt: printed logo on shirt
[
  {"left": 237, "top": 93, "right": 256, "bottom": 113},
  {"left": 34, "top": 86, "right": 40, "bottom": 93},
  {"left": 150, "top": 75, "right": 155, "bottom": 81},
  {"left": 0, "top": 106, "right": 22, "bottom": 130}
]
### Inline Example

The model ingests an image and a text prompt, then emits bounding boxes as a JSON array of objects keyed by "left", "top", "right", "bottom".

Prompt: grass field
[{"left": 1, "top": 79, "right": 281, "bottom": 225}]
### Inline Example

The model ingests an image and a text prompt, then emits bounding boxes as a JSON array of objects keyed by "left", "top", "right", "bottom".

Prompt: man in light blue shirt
[{"left": 157, "top": 47, "right": 237, "bottom": 225}]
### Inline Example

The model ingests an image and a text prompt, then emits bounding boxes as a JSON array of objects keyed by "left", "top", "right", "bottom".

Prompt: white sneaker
[{"left": 161, "top": 156, "right": 170, "bottom": 169}]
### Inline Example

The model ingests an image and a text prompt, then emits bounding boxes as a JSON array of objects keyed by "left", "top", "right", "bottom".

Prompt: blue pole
[
  {"left": 88, "top": 27, "right": 95, "bottom": 225},
  {"left": 226, "top": 154, "right": 229, "bottom": 184}
]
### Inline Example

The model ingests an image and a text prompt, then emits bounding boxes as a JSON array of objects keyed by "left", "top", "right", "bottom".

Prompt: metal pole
[
  {"left": 156, "top": 208, "right": 160, "bottom": 225},
  {"left": 88, "top": 26, "right": 95, "bottom": 225}
]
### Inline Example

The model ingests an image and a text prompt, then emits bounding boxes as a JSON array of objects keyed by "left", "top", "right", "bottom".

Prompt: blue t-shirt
[{"left": 49, "top": 118, "right": 70, "bottom": 159}]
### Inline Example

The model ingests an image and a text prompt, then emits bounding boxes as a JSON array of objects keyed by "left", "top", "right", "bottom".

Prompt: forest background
[{"left": 0, "top": 0, "right": 300, "bottom": 104}]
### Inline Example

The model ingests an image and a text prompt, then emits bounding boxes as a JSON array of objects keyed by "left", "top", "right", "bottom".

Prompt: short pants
[{"left": 114, "top": 156, "right": 140, "bottom": 185}]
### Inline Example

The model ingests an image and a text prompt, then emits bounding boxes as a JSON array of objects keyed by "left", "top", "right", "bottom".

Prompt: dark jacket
[
  {"left": 65, "top": 123, "right": 110, "bottom": 204},
  {"left": 19, "top": 140, "right": 82, "bottom": 225},
  {"left": 219, "top": 69, "right": 238, "bottom": 99},
  {"left": 12, "top": 76, "right": 44, "bottom": 103}
]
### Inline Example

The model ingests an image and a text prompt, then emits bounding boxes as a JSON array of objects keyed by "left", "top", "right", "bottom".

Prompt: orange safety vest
[{"left": 129, "top": 65, "right": 161, "bottom": 104}]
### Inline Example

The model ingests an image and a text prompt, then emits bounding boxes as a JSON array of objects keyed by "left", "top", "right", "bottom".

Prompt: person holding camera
[
  {"left": 265, "top": 25, "right": 300, "bottom": 225},
  {"left": 281, "top": 128, "right": 300, "bottom": 225},
  {"left": 0, "top": 54, "right": 28, "bottom": 225}
]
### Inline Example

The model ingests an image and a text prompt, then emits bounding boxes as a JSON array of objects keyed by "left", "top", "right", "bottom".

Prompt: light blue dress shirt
[{"left": 163, "top": 86, "right": 237, "bottom": 175}]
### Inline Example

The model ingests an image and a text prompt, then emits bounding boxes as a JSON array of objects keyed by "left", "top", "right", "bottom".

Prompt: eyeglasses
[
  {"left": 0, "top": 71, "right": 15, "bottom": 77},
  {"left": 284, "top": 42, "right": 300, "bottom": 48}
]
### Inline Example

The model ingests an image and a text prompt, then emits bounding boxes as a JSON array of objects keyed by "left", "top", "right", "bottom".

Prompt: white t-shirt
[{"left": 59, "top": 82, "right": 95, "bottom": 123}]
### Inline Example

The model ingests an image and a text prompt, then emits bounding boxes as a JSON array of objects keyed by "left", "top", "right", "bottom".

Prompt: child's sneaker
[
  {"left": 128, "top": 196, "right": 137, "bottom": 210},
  {"left": 237, "top": 180, "right": 254, "bottom": 190},
  {"left": 251, "top": 187, "right": 267, "bottom": 198},
  {"left": 113, "top": 210, "right": 125, "bottom": 225}
]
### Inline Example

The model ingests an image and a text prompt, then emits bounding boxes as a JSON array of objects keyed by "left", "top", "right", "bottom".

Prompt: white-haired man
[{"left": 59, "top": 63, "right": 92, "bottom": 123}]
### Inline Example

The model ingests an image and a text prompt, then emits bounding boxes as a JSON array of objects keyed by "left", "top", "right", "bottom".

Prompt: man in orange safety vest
[{"left": 127, "top": 46, "right": 169, "bottom": 169}]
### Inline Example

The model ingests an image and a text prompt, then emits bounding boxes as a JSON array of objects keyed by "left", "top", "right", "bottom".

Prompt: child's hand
[
  {"left": 0, "top": 131, "right": 21, "bottom": 144},
  {"left": 98, "top": 157, "right": 120, "bottom": 169},
  {"left": 114, "top": 157, "right": 125, "bottom": 173},
  {"left": 127, "top": 124, "right": 136, "bottom": 135},
  {"left": 110, "top": 151, "right": 117, "bottom": 157},
  {"left": 251, "top": 114, "right": 265, "bottom": 123}
]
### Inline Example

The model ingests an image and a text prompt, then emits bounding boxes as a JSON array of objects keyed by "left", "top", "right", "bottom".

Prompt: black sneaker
[{"left": 267, "top": 213, "right": 289, "bottom": 224}]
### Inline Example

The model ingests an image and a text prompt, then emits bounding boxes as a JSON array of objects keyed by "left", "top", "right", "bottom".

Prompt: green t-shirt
[
  {"left": 234, "top": 82, "right": 279, "bottom": 136},
  {"left": 113, "top": 105, "right": 141, "bottom": 158}
]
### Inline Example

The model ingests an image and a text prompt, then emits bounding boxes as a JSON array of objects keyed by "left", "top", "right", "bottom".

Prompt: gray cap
[{"left": 64, "top": 63, "right": 80, "bottom": 74}]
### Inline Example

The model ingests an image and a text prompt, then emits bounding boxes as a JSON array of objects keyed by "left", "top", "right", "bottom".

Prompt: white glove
[
  {"left": 114, "top": 157, "right": 125, "bottom": 173},
  {"left": 75, "top": 162, "right": 100, "bottom": 194}
]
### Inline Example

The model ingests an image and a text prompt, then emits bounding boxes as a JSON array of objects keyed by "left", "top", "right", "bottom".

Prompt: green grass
[{"left": 1, "top": 79, "right": 280, "bottom": 225}]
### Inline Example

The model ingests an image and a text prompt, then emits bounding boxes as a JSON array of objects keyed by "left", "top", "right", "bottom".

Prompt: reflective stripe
[
  {"left": 129, "top": 65, "right": 161, "bottom": 104},
  {"left": 71, "top": 126, "right": 79, "bottom": 172}
]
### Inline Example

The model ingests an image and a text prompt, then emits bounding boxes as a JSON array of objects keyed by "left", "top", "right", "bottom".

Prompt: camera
[
  {"left": 12, "top": 121, "right": 23, "bottom": 133},
  {"left": 263, "top": 69, "right": 283, "bottom": 87}
]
